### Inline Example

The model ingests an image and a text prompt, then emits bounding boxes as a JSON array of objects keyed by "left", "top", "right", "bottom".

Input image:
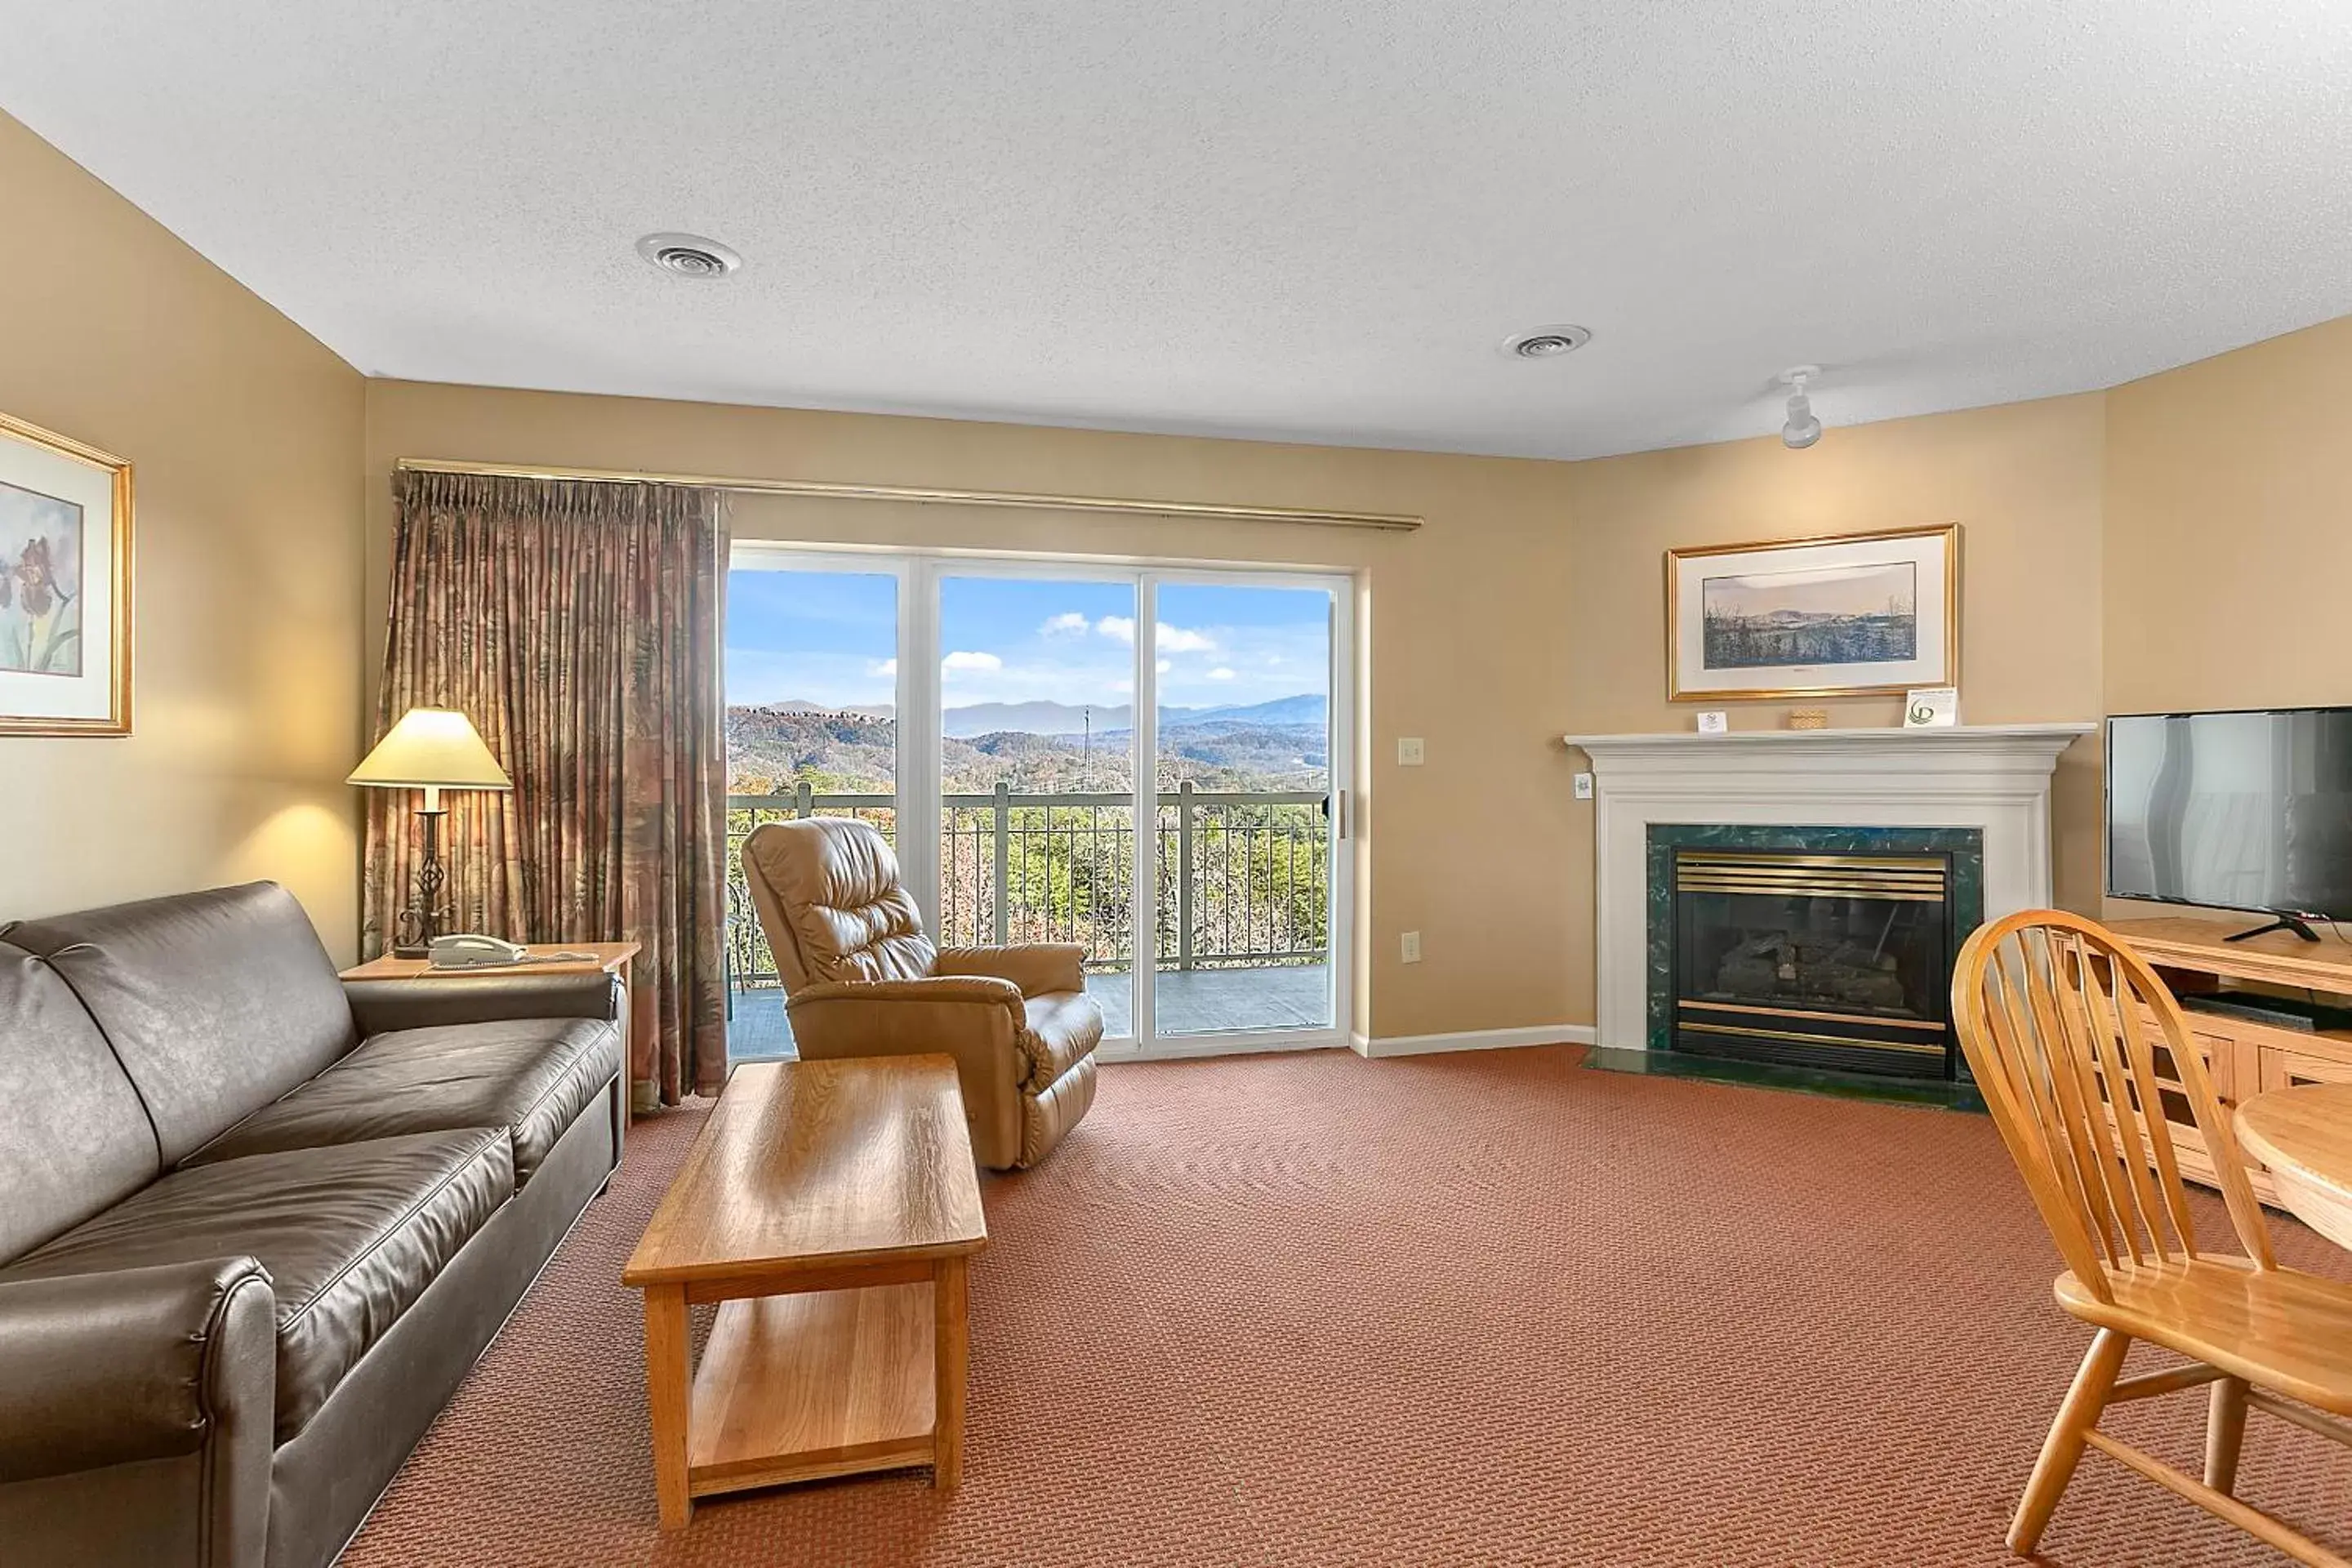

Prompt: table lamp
[{"left": 349, "top": 707, "right": 513, "bottom": 956}]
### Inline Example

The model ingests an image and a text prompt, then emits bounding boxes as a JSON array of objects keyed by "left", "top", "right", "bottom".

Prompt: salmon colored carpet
[{"left": 344, "top": 1045, "right": 2352, "bottom": 1566}]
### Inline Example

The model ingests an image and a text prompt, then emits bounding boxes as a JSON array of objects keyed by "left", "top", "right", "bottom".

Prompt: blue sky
[{"left": 725, "top": 568, "right": 1330, "bottom": 712}]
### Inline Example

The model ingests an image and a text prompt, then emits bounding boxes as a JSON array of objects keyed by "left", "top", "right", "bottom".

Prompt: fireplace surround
[{"left": 1566, "top": 723, "right": 2091, "bottom": 1059}]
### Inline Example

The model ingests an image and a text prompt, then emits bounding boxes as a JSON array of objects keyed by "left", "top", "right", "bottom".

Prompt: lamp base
[{"left": 390, "top": 805, "right": 453, "bottom": 960}]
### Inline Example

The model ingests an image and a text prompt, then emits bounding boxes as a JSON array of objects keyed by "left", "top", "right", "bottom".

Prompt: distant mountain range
[
  {"left": 727, "top": 696, "right": 1329, "bottom": 795},
  {"left": 749, "top": 693, "right": 1327, "bottom": 737}
]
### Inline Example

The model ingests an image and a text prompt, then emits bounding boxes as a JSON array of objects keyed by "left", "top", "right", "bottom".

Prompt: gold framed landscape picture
[
  {"left": 1666, "top": 523, "right": 1958, "bottom": 702},
  {"left": 1, "top": 412, "right": 132, "bottom": 736}
]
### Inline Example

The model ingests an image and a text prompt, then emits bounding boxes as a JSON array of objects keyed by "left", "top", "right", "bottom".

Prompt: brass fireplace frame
[{"left": 1669, "top": 848, "right": 1960, "bottom": 1079}]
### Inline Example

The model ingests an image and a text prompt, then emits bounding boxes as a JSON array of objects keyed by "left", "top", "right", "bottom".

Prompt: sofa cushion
[
  {"left": 0, "top": 942, "right": 160, "bottom": 1263},
  {"left": 1, "top": 1129, "right": 513, "bottom": 1441},
  {"left": 5, "top": 884, "right": 359, "bottom": 1165},
  {"left": 184, "top": 1017, "right": 621, "bottom": 1187},
  {"left": 1018, "top": 991, "right": 1103, "bottom": 1089}
]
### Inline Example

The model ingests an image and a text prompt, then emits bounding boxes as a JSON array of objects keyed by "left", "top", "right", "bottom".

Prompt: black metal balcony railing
[{"left": 724, "top": 783, "right": 1330, "bottom": 991}]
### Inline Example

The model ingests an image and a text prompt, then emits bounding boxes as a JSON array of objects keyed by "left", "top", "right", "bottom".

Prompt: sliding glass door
[
  {"left": 724, "top": 549, "right": 1352, "bottom": 1058},
  {"left": 936, "top": 572, "right": 1141, "bottom": 1039},
  {"left": 1151, "top": 580, "right": 1339, "bottom": 1036},
  {"left": 720, "top": 557, "right": 904, "bottom": 1062}
]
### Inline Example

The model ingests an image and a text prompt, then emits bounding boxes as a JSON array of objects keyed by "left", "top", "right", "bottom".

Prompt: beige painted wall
[
  {"left": 2101, "top": 314, "right": 2352, "bottom": 926},
  {"left": 363, "top": 381, "right": 1589, "bottom": 1040},
  {"left": 0, "top": 111, "right": 366, "bottom": 955},
  {"left": 1558, "top": 394, "right": 2111, "bottom": 921},
  {"left": 2105, "top": 314, "right": 2352, "bottom": 715}
]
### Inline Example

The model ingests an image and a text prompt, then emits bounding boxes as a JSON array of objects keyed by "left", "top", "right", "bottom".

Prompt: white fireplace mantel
[{"left": 1563, "top": 723, "right": 2095, "bottom": 1051}]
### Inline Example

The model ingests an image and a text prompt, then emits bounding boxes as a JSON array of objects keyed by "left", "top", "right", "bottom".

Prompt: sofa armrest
[
  {"left": 934, "top": 943, "right": 1088, "bottom": 996},
  {"left": 344, "top": 970, "right": 623, "bottom": 1036},
  {"left": 0, "top": 1256, "right": 275, "bottom": 1484}
]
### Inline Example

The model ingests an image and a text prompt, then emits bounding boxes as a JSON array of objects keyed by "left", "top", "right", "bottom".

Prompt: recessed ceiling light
[
  {"left": 636, "top": 232, "right": 742, "bottom": 278},
  {"left": 1501, "top": 325, "right": 1592, "bottom": 360}
]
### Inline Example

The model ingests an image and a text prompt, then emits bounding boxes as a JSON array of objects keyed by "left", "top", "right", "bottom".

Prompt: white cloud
[
  {"left": 1209, "top": 666, "right": 1237, "bottom": 681},
  {"left": 941, "top": 650, "right": 1003, "bottom": 673},
  {"left": 867, "top": 657, "right": 898, "bottom": 678},
  {"left": 1094, "top": 615, "right": 1214, "bottom": 653},
  {"left": 1156, "top": 657, "right": 1172, "bottom": 674},
  {"left": 1040, "top": 612, "right": 1090, "bottom": 637},
  {"left": 1156, "top": 623, "right": 1216, "bottom": 653}
]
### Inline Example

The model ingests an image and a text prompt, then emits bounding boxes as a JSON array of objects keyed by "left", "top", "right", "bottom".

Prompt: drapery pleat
[{"left": 363, "top": 470, "right": 728, "bottom": 1106}]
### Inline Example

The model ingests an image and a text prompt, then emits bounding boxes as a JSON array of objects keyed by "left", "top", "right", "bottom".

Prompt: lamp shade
[{"left": 348, "top": 708, "right": 513, "bottom": 792}]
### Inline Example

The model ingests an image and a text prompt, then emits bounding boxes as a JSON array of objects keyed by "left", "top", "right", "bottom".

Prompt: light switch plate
[
  {"left": 1573, "top": 772, "right": 1594, "bottom": 800},
  {"left": 1396, "top": 737, "right": 1425, "bottom": 766},
  {"left": 1401, "top": 930, "right": 1423, "bottom": 963}
]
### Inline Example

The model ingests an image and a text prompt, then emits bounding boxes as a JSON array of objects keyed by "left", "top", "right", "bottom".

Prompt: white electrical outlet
[
  {"left": 1401, "top": 930, "right": 1422, "bottom": 963},
  {"left": 1396, "top": 737, "right": 1425, "bottom": 766},
  {"left": 1573, "top": 772, "right": 1594, "bottom": 800}
]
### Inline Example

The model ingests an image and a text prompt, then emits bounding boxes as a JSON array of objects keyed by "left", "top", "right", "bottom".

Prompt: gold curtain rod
[{"left": 394, "top": 457, "right": 1423, "bottom": 532}]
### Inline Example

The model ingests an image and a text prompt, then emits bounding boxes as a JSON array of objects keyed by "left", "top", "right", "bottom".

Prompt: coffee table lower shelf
[{"left": 688, "top": 1282, "right": 939, "bottom": 1496}]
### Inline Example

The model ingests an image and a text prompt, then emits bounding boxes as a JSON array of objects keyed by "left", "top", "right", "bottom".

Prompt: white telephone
[{"left": 426, "top": 933, "right": 529, "bottom": 969}]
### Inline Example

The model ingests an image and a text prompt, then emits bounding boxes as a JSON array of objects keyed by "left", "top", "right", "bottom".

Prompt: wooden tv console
[{"left": 2111, "top": 916, "right": 2352, "bottom": 1208}]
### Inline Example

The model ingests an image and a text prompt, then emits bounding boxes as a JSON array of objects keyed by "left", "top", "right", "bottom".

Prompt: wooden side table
[{"left": 340, "top": 941, "right": 643, "bottom": 1122}]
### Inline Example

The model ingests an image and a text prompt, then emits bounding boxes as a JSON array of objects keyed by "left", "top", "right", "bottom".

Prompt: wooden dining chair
[{"left": 1953, "top": 909, "right": 2352, "bottom": 1566}]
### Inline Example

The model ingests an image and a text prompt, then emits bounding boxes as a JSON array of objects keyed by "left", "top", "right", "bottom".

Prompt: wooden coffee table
[{"left": 621, "top": 1054, "right": 987, "bottom": 1528}]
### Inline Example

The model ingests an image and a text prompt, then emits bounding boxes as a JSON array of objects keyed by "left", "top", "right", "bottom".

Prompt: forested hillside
[{"left": 726, "top": 702, "right": 1328, "bottom": 795}]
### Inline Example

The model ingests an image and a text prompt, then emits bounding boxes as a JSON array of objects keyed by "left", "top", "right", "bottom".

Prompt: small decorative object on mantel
[
  {"left": 1665, "top": 523, "right": 1959, "bottom": 702},
  {"left": 1787, "top": 706, "right": 1829, "bottom": 729},
  {"left": 0, "top": 411, "right": 132, "bottom": 736},
  {"left": 1695, "top": 710, "right": 1730, "bottom": 734},
  {"left": 1904, "top": 686, "right": 1960, "bottom": 728}
]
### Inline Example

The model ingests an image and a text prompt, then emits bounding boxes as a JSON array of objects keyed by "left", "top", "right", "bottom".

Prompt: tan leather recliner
[{"left": 739, "top": 817, "right": 1101, "bottom": 1169}]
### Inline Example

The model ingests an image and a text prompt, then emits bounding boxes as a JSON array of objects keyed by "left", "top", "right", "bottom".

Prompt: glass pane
[
  {"left": 939, "top": 577, "right": 1138, "bottom": 1038},
  {"left": 722, "top": 564, "right": 899, "bottom": 1062},
  {"left": 1152, "top": 582, "right": 1334, "bottom": 1035}
]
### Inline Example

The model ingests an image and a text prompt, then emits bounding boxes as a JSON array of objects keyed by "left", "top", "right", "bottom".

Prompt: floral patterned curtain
[{"left": 364, "top": 470, "right": 728, "bottom": 1106}]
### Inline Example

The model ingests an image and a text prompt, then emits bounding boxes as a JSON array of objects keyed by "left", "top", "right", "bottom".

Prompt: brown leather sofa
[
  {"left": 741, "top": 817, "right": 1100, "bottom": 1169},
  {"left": 0, "top": 883, "right": 625, "bottom": 1568}
]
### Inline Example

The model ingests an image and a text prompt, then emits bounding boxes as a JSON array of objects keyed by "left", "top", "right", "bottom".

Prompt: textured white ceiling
[{"left": 5, "top": 2, "right": 2350, "bottom": 461}]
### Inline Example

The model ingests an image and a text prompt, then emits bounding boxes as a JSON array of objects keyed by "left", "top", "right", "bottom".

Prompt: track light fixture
[{"left": 1780, "top": 366, "right": 1823, "bottom": 449}]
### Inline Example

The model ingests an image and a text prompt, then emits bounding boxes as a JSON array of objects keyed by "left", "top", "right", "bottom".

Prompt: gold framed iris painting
[
  {"left": 1, "top": 412, "right": 132, "bottom": 736},
  {"left": 1665, "top": 523, "right": 1958, "bottom": 702}
]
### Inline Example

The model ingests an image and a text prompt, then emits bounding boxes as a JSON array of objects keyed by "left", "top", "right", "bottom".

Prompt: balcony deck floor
[{"left": 727, "top": 963, "right": 1331, "bottom": 1061}]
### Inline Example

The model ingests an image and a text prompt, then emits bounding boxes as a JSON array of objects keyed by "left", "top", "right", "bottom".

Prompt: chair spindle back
[{"left": 1951, "top": 910, "right": 2275, "bottom": 1299}]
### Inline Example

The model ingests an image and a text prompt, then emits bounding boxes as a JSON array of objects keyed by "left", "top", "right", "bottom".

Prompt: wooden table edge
[
  {"left": 336, "top": 939, "right": 642, "bottom": 981},
  {"left": 621, "top": 1235, "right": 989, "bottom": 1292},
  {"left": 2235, "top": 1099, "right": 2352, "bottom": 1202}
]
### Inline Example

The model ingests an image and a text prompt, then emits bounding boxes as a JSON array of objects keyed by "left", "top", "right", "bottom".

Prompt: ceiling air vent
[
  {"left": 636, "top": 233, "right": 743, "bottom": 278},
  {"left": 1502, "top": 325, "right": 1592, "bottom": 359}
]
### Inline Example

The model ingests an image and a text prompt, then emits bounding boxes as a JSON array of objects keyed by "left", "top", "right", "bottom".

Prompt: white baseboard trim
[
  {"left": 1363, "top": 1023, "right": 1595, "bottom": 1059},
  {"left": 1103, "top": 1031, "right": 1348, "bottom": 1063}
]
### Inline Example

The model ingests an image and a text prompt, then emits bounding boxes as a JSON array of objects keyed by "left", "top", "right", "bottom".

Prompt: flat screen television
[{"left": 2106, "top": 706, "right": 2352, "bottom": 940}]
